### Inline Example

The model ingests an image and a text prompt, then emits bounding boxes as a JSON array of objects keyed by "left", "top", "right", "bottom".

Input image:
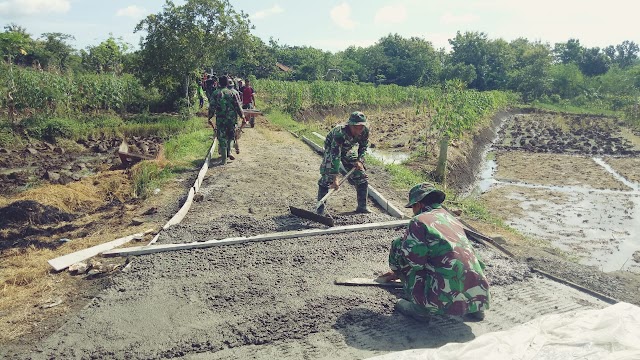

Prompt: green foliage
[
  {"left": 131, "top": 121, "right": 214, "bottom": 198},
  {"left": 429, "top": 81, "right": 515, "bottom": 139},
  {"left": 0, "top": 65, "right": 154, "bottom": 115},
  {"left": 255, "top": 79, "right": 435, "bottom": 113},
  {"left": 264, "top": 109, "right": 323, "bottom": 139},
  {"left": 163, "top": 129, "right": 212, "bottom": 162},
  {"left": 131, "top": 161, "right": 169, "bottom": 198},
  {"left": 135, "top": 0, "right": 251, "bottom": 109},
  {"left": 550, "top": 63, "right": 585, "bottom": 98},
  {"left": 82, "top": 36, "right": 128, "bottom": 74},
  {"left": 0, "top": 122, "right": 18, "bottom": 146}
]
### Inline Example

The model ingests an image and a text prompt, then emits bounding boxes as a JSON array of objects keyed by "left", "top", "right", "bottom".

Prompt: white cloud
[
  {"left": 116, "top": 5, "right": 147, "bottom": 19},
  {"left": 374, "top": 4, "right": 408, "bottom": 25},
  {"left": 0, "top": 0, "right": 70, "bottom": 16},
  {"left": 330, "top": 2, "right": 357, "bottom": 30},
  {"left": 251, "top": 4, "right": 284, "bottom": 20},
  {"left": 440, "top": 12, "right": 479, "bottom": 25}
]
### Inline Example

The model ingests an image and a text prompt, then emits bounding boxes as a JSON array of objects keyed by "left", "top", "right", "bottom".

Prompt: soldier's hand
[
  {"left": 330, "top": 177, "right": 340, "bottom": 190},
  {"left": 376, "top": 271, "right": 398, "bottom": 282},
  {"left": 355, "top": 161, "right": 365, "bottom": 171}
]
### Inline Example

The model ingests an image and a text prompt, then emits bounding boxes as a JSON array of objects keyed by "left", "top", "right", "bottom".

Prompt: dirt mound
[{"left": 0, "top": 200, "right": 74, "bottom": 228}]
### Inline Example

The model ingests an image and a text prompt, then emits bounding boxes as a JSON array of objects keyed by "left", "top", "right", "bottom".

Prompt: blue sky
[{"left": 1, "top": 0, "right": 639, "bottom": 53}]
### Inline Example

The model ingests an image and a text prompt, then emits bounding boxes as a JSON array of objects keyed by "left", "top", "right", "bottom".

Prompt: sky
[{"left": 1, "top": 0, "right": 639, "bottom": 53}]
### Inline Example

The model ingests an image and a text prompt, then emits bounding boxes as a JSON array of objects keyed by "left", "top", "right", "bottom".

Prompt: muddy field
[
  {"left": 482, "top": 112, "right": 640, "bottom": 274},
  {"left": 0, "top": 135, "right": 162, "bottom": 195},
  {"left": 2, "top": 109, "right": 640, "bottom": 359}
]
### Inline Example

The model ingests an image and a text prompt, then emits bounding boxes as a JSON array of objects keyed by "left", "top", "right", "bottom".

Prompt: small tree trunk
[
  {"left": 185, "top": 75, "right": 190, "bottom": 106},
  {"left": 435, "top": 135, "right": 449, "bottom": 184}
]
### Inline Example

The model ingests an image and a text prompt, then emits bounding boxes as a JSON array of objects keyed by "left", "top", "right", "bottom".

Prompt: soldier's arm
[
  {"left": 357, "top": 128, "right": 370, "bottom": 162},
  {"left": 400, "top": 220, "right": 434, "bottom": 266},
  {"left": 328, "top": 136, "right": 343, "bottom": 174}
]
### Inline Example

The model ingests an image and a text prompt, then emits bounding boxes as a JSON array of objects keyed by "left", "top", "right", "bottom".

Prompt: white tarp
[{"left": 368, "top": 302, "right": 640, "bottom": 360}]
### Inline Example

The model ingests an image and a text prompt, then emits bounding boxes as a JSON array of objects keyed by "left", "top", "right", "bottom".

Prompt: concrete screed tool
[{"left": 290, "top": 168, "right": 356, "bottom": 227}]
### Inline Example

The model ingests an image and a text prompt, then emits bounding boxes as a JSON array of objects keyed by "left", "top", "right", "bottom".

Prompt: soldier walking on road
[
  {"left": 378, "top": 183, "right": 490, "bottom": 322},
  {"left": 208, "top": 76, "right": 245, "bottom": 164},
  {"left": 317, "top": 111, "right": 371, "bottom": 215}
]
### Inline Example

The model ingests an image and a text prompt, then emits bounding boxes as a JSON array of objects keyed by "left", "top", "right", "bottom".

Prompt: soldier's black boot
[
  {"left": 355, "top": 183, "right": 371, "bottom": 213},
  {"left": 316, "top": 186, "right": 329, "bottom": 215}
]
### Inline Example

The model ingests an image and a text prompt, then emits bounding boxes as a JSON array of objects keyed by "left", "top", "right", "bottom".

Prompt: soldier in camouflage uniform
[
  {"left": 380, "top": 183, "right": 490, "bottom": 321},
  {"left": 317, "top": 111, "right": 371, "bottom": 215},
  {"left": 207, "top": 76, "right": 245, "bottom": 164}
]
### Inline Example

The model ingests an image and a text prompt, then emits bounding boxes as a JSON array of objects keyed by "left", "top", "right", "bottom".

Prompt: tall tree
[
  {"left": 448, "top": 31, "right": 491, "bottom": 90},
  {"left": 579, "top": 47, "right": 610, "bottom": 76},
  {"left": 605, "top": 41, "right": 639, "bottom": 68},
  {"left": 135, "top": 0, "right": 251, "bottom": 107},
  {"left": 39, "top": 32, "right": 76, "bottom": 70},
  {"left": 375, "top": 34, "right": 440, "bottom": 86},
  {"left": 550, "top": 63, "right": 585, "bottom": 98},
  {"left": 508, "top": 39, "right": 553, "bottom": 101},
  {"left": 83, "top": 36, "right": 128, "bottom": 74},
  {"left": 484, "top": 38, "right": 516, "bottom": 90},
  {"left": 0, "top": 25, "right": 34, "bottom": 65},
  {"left": 553, "top": 39, "right": 583, "bottom": 64}
]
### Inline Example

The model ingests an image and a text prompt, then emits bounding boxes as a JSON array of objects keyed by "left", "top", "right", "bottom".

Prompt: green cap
[
  {"left": 405, "top": 182, "right": 445, "bottom": 208},
  {"left": 347, "top": 111, "right": 368, "bottom": 126}
]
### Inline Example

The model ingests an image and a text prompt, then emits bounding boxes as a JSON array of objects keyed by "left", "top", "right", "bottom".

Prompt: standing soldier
[
  {"left": 208, "top": 76, "right": 245, "bottom": 164},
  {"left": 317, "top": 111, "right": 371, "bottom": 215}
]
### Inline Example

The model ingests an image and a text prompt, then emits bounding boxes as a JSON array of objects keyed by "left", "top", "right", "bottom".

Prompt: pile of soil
[{"left": 0, "top": 200, "right": 74, "bottom": 228}]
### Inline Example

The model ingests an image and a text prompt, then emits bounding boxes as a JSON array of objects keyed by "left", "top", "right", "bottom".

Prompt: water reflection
[{"left": 366, "top": 148, "right": 410, "bottom": 165}]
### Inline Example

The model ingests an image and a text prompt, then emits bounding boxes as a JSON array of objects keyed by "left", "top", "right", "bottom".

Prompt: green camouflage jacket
[
  {"left": 389, "top": 204, "right": 490, "bottom": 315},
  {"left": 211, "top": 88, "right": 243, "bottom": 127},
  {"left": 320, "top": 124, "right": 369, "bottom": 175}
]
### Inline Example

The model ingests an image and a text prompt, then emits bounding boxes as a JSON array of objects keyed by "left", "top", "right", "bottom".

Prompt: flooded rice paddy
[{"left": 479, "top": 113, "right": 640, "bottom": 273}]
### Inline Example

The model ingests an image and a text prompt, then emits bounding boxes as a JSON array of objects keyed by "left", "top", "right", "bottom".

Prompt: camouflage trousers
[
  {"left": 389, "top": 237, "right": 416, "bottom": 303},
  {"left": 318, "top": 153, "right": 367, "bottom": 187},
  {"left": 216, "top": 119, "right": 236, "bottom": 156}
]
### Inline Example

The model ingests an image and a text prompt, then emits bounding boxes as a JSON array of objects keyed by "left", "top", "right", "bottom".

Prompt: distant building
[{"left": 275, "top": 62, "right": 292, "bottom": 72}]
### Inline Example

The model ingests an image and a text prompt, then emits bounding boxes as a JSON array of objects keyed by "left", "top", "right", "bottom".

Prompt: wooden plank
[
  {"left": 148, "top": 233, "right": 161, "bottom": 245},
  {"left": 301, "top": 135, "right": 324, "bottom": 154},
  {"left": 242, "top": 109, "right": 262, "bottom": 115},
  {"left": 48, "top": 229, "right": 153, "bottom": 271},
  {"left": 367, "top": 186, "right": 407, "bottom": 219},
  {"left": 334, "top": 277, "right": 403, "bottom": 288},
  {"left": 163, "top": 187, "right": 195, "bottom": 229},
  {"left": 103, "top": 219, "right": 408, "bottom": 257},
  {"left": 531, "top": 268, "right": 618, "bottom": 304}
]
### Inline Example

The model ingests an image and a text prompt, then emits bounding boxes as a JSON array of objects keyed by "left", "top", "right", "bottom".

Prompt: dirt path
[{"left": 2, "top": 117, "right": 612, "bottom": 359}]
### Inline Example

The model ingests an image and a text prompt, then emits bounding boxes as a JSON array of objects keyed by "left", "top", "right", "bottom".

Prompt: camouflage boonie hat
[
  {"left": 405, "top": 182, "right": 446, "bottom": 208},
  {"left": 347, "top": 111, "right": 368, "bottom": 126}
]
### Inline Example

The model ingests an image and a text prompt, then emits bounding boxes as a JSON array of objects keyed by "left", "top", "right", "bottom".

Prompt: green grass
[
  {"left": 129, "top": 117, "right": 213, "bottom": 198},
  {"left": 164, "top": 129, "right": 213, "bottom": 164},
  {"left": 265, "top": 109, "right": 325, "bottom": 140},
  {"left": 131, "top": 161, "right": 172, "bottom": 198}
]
